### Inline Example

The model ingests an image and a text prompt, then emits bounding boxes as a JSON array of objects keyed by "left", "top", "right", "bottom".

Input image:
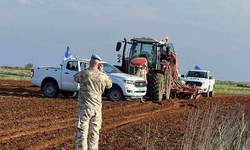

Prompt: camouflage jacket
[{"left": 74, "top": 67, "right": 112, "bottom": 110}]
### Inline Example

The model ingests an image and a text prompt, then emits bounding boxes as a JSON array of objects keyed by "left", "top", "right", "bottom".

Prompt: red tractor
[{"left": 115, "top": 37, "right": 202, "bottom": 100}]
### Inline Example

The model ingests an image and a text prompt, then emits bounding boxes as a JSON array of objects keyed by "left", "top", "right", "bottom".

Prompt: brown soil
[{"left": 0, "top": 79, "right": 250, "bottom": 149}]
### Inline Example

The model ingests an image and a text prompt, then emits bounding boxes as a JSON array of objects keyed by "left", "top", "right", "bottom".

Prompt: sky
[{"left": 0, "top": 0, "right": 250, "bottom": 82}]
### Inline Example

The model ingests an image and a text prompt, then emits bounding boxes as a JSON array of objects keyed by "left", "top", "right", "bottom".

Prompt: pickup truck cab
[
  {"left": 182, "top": 70, "right": 215, "bottom": 97},
  {"left": 31, "top": 58, "right": 147, "bottom": 101}
]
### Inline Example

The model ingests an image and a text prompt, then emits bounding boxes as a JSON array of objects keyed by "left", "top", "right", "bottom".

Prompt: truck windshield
[
  {"left": 129, "top": 43, "right": 156, "bottom": 68},
  {"left": 186, "top": 71, "right": 208, "bottom": 78},
  {"left": 102, "top": 63, "right": 122, "bottom": 74}
]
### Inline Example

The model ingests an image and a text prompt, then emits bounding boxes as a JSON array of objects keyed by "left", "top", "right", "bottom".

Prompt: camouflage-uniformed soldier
[
  {"left": 136, "top": 63, "right": 148, "bottom": 103},
  {"left": 74, "top": 54, "right": 112, "bottom": 150}
]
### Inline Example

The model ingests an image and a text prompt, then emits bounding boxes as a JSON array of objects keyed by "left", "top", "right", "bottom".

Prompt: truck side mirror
[
  {"left": 116, "top": 42, "right": 122, "bottom": 52},
  {"left": 209, "top": 76, "right": 213, "bottom": 79},
  {"left": 181, "top": 74, "right": 185, "bottom": 78}
]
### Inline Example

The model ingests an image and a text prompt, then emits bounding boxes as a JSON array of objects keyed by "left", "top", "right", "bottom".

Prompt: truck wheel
[
  {"left": 209, "top": 90, "right": 214, "bottom": 97},
  {"left": 205, "top": 86, "right": 210, "bottom": 98},
  {"left": 62, "top": 91, "right": 77, "bottom": 98},
  {"left": 42, "top": 81, "right": 59, "bottom": 98},
  {"left": 147, "top": 73, "right": 164, "bottom": 101},
  {"left": 107, "top": 85, "right": 124, "bottom": 101}
]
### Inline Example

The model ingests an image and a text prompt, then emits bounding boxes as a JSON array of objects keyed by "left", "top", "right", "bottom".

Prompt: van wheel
[
  {"left": 43, "top": 81, "right": 59, "bottom": 98},
  {"left": 106, "top": 85, "right": 124, "bottom": 101}
]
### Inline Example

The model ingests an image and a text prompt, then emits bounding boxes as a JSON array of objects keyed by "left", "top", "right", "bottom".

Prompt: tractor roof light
[{"left": 165, "top": 37, "right": 169, "bottom": 42}]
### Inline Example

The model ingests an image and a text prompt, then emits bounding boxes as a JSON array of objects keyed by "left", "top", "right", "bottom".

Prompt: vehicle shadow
[{"left": 0, "top": 87, "right": 45, "bottom": 98}]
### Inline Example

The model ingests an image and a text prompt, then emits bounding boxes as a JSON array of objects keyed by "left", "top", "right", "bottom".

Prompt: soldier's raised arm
[{"left": 74, "top": 72, "right": 80, "bottom": 83}]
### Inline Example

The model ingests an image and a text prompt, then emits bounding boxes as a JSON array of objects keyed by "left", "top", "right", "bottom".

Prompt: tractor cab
[
  {"left": 116, "top": 37, "right": 176, "bottom": 75},
  {"left": 128, "top": 38, "right": 157, "bottom": 74}
]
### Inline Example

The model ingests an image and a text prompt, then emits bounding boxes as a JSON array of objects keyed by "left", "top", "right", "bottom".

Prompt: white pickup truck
[
  {"left": 31, "top": 58, "right": 147, "bottom": 101},
  {"left": 182, "top": 69, "right": 215, "bottom": 97}
]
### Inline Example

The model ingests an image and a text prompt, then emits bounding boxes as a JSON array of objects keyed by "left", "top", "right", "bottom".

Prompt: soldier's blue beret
[{"left": 91, "top": 54, "right": 102, "bottom": 61}]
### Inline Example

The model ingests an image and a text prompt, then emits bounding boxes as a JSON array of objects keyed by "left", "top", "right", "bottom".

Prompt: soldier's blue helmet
[{"left": 91, "top": 54, "right": 102, "bottom": 61}]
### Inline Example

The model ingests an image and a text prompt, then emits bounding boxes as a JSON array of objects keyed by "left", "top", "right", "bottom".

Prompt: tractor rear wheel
[{"left": 147, "top": 73, "right": 164, "bottom": 101}]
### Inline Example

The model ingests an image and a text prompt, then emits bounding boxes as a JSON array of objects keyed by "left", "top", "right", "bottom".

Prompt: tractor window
[
  {"left": 130, "top": 43, "right": 155, "bottom": 68},
  {"left": 130, "top": 43, "right": 153, "bottom": 58},
  {"left": 166, "top": 43, "right": 175, "bottom": 53}
]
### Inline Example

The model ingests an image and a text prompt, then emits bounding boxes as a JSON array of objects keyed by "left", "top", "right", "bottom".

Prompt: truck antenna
[{"left": 74, "top": 54, "right": 78, "bottom": 59}]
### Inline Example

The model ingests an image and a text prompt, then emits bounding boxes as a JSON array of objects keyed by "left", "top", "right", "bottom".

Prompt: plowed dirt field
[{"left": 0, "top": 79, "right": 250, "bottom": 149}]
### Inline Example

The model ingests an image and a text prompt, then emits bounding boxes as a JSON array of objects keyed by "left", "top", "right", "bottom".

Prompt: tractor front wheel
[{"left": 147, "top": 73, "right": 164, "bottom": 101}]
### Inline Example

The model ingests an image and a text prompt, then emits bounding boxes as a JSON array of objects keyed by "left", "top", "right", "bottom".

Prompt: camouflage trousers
[{"left": 75, "top": 105, "right": 102, "bottom": 150}]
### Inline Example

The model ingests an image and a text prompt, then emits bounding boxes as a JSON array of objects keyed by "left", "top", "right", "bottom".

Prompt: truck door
[{"left": 61, "top": 60, "right": 79, "bottom": 91}]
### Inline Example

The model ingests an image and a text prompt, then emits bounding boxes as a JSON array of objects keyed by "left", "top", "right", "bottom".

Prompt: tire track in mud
[
  {"left": 0, "top": 117, "right": 74, "bottom": 134},
  {"left": 102, "top": 101, "right": 153, "bottom": 120},
  {"left": 24, "top": 102, "right": 146, "bottom": 149},
  {"left": 1, "top": 102, "right": 191, "bottom": 149},
  {"left": 102, "top": 100, "right": 189, "bottom": 131},
  {"left": 102, "top": 99, "right": 177, "bottom": 120},
  {"left": 0, "top": 80, "right": 200, "bottom": 149},
  {"left": 32, "top": 100, "right": 191, "bottom": 149},
  {"left": 0, "top": 117, "right": 75, "bottom": 142},
  {"left": 28, "top": 136, "right": 75, "bottom": 150},
  {"left": 0, "top": 115, "right": 73, "bottom": 126},
  {"left": 103, "top": 99, "right": 184, "bottom": 123},
  {"left": 102, "top": 101, "right": 143, "bottom": 113},
  {"left": 0, "top": 125, "right": 71, "bottom": 142}
]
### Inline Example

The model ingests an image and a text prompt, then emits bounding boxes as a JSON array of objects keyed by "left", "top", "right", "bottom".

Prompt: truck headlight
[
  {"left": 202, "top": 82, "right": 205, "bottom": 85},
  {"left": 124, "top": 80, "right": 134, "bottom": 84}
]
